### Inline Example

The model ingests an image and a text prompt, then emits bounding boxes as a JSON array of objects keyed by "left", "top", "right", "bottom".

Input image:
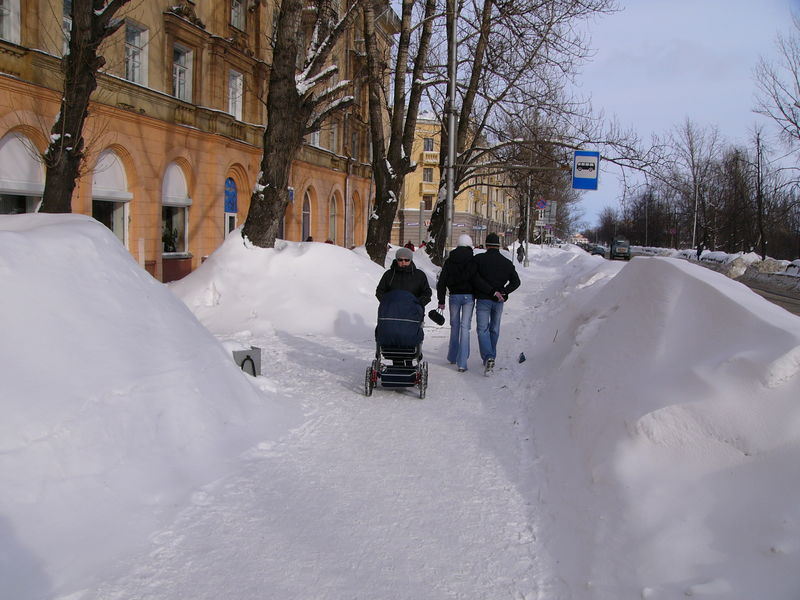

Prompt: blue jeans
[
  {"left": 476, "top": 298, "right": 504, "bottom": 364},
  {"left": 447, "top": 294, "right": 474, "bottom": 369}
]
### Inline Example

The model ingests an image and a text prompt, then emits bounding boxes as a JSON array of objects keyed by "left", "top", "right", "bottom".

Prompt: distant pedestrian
[
  {"left": 473, "top": 232, "right": 520, "bottom": 375},
  {"left": 404, "top": 240, "right": 416, "bottom": 251},
  {"left": 436, "top": 234, "right": 478, "bottom": 372},
  {"left": 516, "top": 244, "right": 525, "bottom": 264}
]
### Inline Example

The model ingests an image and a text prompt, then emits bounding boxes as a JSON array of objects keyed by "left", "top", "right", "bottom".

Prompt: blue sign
[
  {"left": 572, "top": 151, "right": 600, "bottom": 190},
  {"left": 224, "top": 177, "right": 238, "bottom": 213}
]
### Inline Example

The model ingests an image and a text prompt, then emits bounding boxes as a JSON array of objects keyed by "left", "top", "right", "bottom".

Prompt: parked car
[
  {"left": 610, "top": 237, "right": 631, "bottom": 260},
  {"left": 590, "top": 244, "right": 607, "bottom": 257}
]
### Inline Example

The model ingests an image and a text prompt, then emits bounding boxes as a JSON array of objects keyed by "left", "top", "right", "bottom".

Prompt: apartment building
[
  {"left": 397, "top": 112, "right": 519, "bottom": 248},
  {"left": 0, "top": 0, "right": 379, "bottom": 281}
]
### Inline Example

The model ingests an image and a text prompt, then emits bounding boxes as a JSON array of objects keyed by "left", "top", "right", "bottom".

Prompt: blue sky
[{"left": 574, "top": 0, "right": 798, "bottom": 228}]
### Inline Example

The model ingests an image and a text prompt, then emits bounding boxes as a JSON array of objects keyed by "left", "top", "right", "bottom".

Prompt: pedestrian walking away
[
  {"left": 436, "top": 234, "right": 478, "bottom": 372},
  {"left": 473, "top": 232, "right": 520, "bottom": 375}
]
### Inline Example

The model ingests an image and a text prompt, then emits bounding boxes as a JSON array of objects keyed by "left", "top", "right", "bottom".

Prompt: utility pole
[{"left": 444, "top": 0, "right": 458, "bottom": 256}]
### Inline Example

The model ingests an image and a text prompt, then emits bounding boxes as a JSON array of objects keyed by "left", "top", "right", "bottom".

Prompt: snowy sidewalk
[{"left": 83, "top": 269, "right": 553, "bottom": 600}]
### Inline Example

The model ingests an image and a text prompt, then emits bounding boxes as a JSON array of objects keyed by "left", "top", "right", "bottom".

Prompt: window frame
[
  {"left": 172, "top": 43, "right": 193, "bottom": 102},
  {"left": 231, "top": 0, "right": 245, "bottom": 31},
  {"left": 228, "top": 69, "right": 244, "bottom": 120},
  {"left": 125, "top": 21, "right": 149, "bottom": 85},
  {"left": 423, "top": 137, "right": 434, "bottom": 152}
]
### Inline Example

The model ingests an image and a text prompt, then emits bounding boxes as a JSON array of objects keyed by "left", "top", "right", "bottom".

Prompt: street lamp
[{"left": 444, "top": 0, "right": 458, "bottom": 256}]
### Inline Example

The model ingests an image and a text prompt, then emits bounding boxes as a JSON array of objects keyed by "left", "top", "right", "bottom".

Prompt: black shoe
[{"left": 484, "top": 358, "right": 495, "bottom": 375}]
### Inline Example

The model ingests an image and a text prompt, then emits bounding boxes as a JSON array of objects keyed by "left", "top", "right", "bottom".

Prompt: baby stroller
[{"left": 365, "top": 290, "right": 429, "bottom": 399}]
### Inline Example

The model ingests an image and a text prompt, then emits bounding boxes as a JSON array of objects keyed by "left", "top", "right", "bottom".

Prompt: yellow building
[
  {"left": 397, "top": 113, "right": 519, "bottom": 249},
  {"left": 0, "top": 0, "right": 378, "bottom": 281}
]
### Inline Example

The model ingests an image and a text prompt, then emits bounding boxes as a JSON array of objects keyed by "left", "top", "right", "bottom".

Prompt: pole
[
  {"left": 523, "top": 173, "right": 530, "bottom": 267},
  {"left": 444, "top": 0, "right": 457, "bottom": 255},
  {"left": 419, "top": 199, "right": 425, "bottom": 246}
]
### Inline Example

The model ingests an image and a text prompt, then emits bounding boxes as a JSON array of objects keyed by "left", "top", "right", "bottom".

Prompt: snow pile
[
  {"left": 169, "top": 234, "right": 385, "bottom": 341},
  {"left": 522, "top": 255, "right": 800, "bottom": 598},
  {"left": 0, "top": 214, "right": 300, "bottom": 596}
]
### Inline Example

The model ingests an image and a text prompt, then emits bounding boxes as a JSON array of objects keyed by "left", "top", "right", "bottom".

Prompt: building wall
[{"left": 0, "top": 0, "right": 377, "bottom": 281}]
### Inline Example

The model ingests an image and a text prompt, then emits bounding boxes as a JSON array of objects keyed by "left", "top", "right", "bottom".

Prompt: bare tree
[
  {"left": 755, "top": 16, "right": 800, "bottom": 147},
  {"left": 39, "top": 0, "right": 132, "bottom": 213},
  {"left": 421, "top": 0, "right": 626, "bottom": 263},
  {"left": 361, "top": 0, "right": 438, "bottom": 265},
  {"left": 242, "top": 0, "right": 363, "bottom": 247}
]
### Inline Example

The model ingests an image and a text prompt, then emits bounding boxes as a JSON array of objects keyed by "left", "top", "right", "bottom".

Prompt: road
[{"left": 745, "top": 282, "right": 800, "bottom": 316}]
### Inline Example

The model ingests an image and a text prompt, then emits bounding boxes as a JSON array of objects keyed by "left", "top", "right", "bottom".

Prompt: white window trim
[
  {"left": 0, "top": 0, "right": 20, "bottom": 44},
  {"left": 228, "top": 70, "right": 243, "bottom": 120},
  {"left": 125, "top": 21, "right": 149, "bottom": 86},
  {"left": 173, "top": 44, "right": 193, "bottom": 102}
]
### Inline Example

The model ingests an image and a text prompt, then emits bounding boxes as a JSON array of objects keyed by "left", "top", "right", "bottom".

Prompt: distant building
[{"left": 397, "top": 113, "right": 519, "bottom": 248}]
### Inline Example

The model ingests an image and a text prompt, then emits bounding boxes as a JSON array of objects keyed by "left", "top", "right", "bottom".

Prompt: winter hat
[
  {"left": 457, "top": 234, "right": 473, "bottom": 247},
  {"left": 485, "top": 232, "right": 500, "bottom": 247},
  {"left": 395, "top": 247, "right": 414, "bottom": 261}
]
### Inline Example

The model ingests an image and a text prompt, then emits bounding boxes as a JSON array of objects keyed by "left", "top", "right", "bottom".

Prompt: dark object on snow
[
  {"left": 518, "top": 352, "right": 526, "bottom": 364},
  {"left": 428, "top": 309, "right": 445, "bottom": 326},
  {"left": 376, "top": 289, "right": 424, "bottom": 347}
]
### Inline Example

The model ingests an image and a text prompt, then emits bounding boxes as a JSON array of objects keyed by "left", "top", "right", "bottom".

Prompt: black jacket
[
  {"left": 436, "top": 245, "right": 478, "bottom": 304},
  {"left": 376, "top": 260, "right": 432, "bottom": 307},
  {"left": 473, "top": 248, "right": 521, "bottom": 301}
]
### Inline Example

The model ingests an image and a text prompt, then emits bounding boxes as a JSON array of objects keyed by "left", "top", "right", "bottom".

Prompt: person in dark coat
[
  {"left": 436, "top": 234, "right": 478, "bottom": 372},
  {"left": 473, "top": 232, "right": 521, "bottom": 374},
  {"left": 376, "top": 247, "right": 432, "bottom": 307}
]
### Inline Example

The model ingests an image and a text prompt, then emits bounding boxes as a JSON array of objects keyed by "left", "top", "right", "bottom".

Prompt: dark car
[
  {"left": 590, "top": 244, "right": 607, "bottom": 257},
  {"left": 610, "top": 237, "right": 631, "bottom": 261}
]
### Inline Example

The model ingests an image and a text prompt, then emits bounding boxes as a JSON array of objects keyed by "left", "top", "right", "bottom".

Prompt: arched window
[
  {"left": 224, "top": 177, "right": 237, "bottom": 236},
  {"left": 0, "top": 132, "right": 44, "bottom": 213},
  {"left": 161, "top": 162, "right": 191, "bottom": 254},
  {"left": 92, "top": 149, "right": 132, "bottom": 246},
  {"left": 302, "top": 192, "right": 311, "bottom": 240}
]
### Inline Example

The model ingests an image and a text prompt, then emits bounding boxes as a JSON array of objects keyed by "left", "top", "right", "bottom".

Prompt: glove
[{"left": 494, "top": 291, "right": 505, "bottom": 302}]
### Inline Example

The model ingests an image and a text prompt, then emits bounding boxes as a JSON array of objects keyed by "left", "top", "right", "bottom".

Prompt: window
[
  {"left": 231, "top": 0, "right": 245, "bottom": 30},
  {"left": 423, "top": 137, "right": 434, "bottom": 152},
  {"left": 92, "top": 150, "right": 132, "bottom": 246},
  {"left": 302, "top": 193, "right": 311, "bottom": 240},
  {"left": 423, "top": 195, "right": 433, "bottom": 211},
  {"left": 125, "top": 22, "right": 148, "bottom": 85},
  {"left": 161, "top": 163, "right": 191, "bottom": 255},
  {"left": 172, "top": 45, "right": 193, "bottom": 102},
  {"left": 351, "top": 131, "right": 359, "bottom": 161},
  {"left": 62, "top": 0, "right": 72, "bottom": 53},
  {"left": 224, "top": 177, "right": 238, "bottom": 236},
  {"left": 308, "top": 130, "right": 321, "bottom": 148},
  {"left": 329, "top": 122, "right": 338, "bottom": 152},
  {"left": 0, "top": 0, "right": 20, "bottom": 44},
  {"left": 328, "top": 196, "right": 337, "bottom": 243},
  {"left": 423, "top": 167, "right": 434, "bottom": 183},
  {"left": 162, "top": 205, "right": 187, "bottom": 253},
  {"left": 228, "top": 70, "right": 243, "bottom": 120}
]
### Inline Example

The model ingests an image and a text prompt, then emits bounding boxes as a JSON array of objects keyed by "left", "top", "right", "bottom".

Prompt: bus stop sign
[{"left": 572, "top": 150, "right": 600, "bottom": 190}]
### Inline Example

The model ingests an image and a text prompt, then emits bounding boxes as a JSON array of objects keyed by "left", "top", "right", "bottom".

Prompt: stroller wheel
[
  {"left": 418, "top": 361, "right": 428, "bottom": 399},
  {"left": 364, "top": 363, "right": 376, "bottom": 396}
]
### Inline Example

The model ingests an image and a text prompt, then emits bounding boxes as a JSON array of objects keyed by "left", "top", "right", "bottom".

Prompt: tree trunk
[
  {"left": 242, "top": 0, "right": 309, "bottom": 247},
  {"left": 39, "top": 0, "right": 129, "bottom": 213}
]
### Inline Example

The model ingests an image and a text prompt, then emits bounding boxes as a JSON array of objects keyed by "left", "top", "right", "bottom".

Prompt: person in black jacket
[
  {"left": 436, "top": 234, "right": 478, "bottom": 372},
  {"left": 376, "top": 247, "right": 432, "bottom": 307},
  {"left": 473, "top": 232, "right": 521, "bottom": 374}
]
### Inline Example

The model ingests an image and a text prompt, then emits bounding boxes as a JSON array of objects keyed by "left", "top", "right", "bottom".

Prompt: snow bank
[
  {"left": 170, "top": 233, "right": 385, "bottom": 340},
  {"left": 524, "top": 255, "right": 800, "bottom": 598},
  {"left": 0, "top": 215, "right": 299, "bottom": 596}
]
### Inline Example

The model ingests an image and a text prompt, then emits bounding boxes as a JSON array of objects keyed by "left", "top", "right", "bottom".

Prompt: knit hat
[
  {"left": 485, "top": 232, "right": 500, "bottom": 247},
  {"left": 457, "top": 234, "right": 473, "bottom": 247},
  {"left": 395, "top": 247, "right": 413, "bottom": 261}
]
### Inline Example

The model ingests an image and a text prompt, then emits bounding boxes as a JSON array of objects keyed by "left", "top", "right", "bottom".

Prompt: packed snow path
[{"left": 85, "top": 265, "right": 559, "bottom": 599}]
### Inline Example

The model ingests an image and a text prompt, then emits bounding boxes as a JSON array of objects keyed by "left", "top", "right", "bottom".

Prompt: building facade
[
  {"left": 0, "top": 0, "right": 377, "bottom": 281},
  {"left": 396, "top": 113, "right": 519, "bottom": 249}
]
